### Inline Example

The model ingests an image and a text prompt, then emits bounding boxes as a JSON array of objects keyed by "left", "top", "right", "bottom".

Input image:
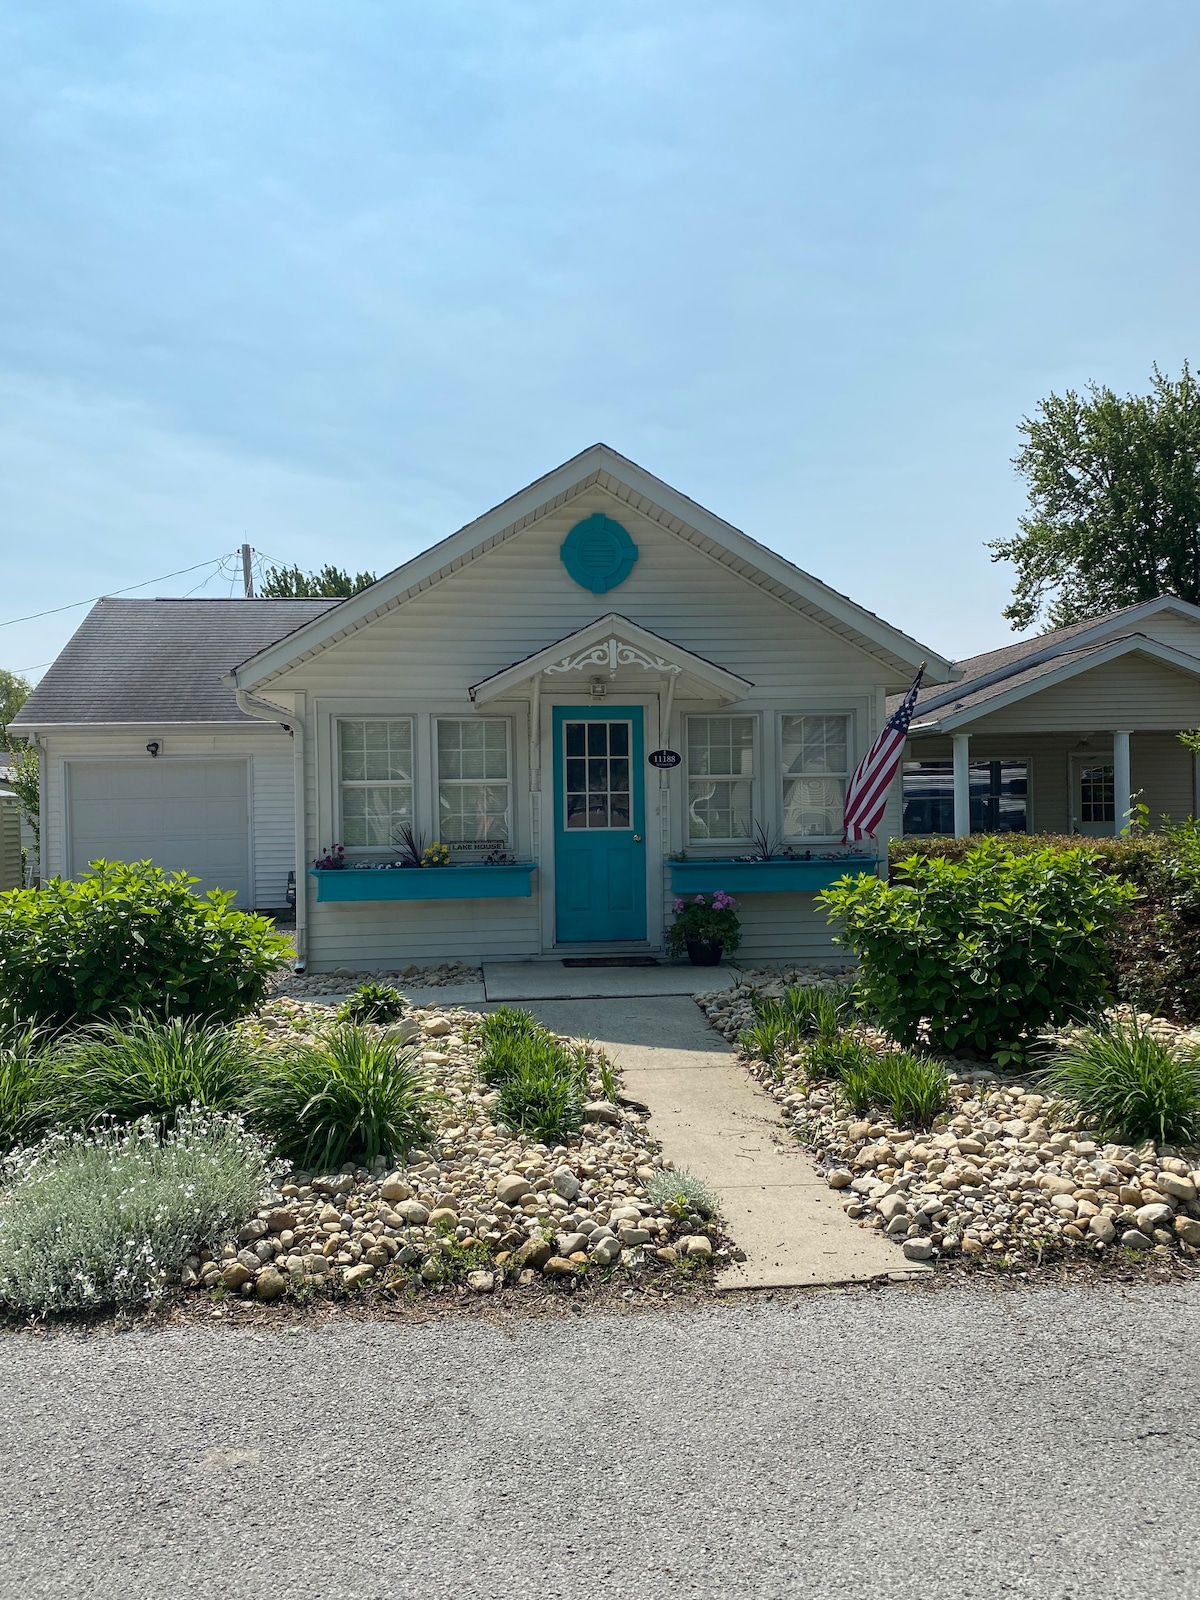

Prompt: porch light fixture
[
  {"left": 589, "top": 676, "right": 607, "bottom": 700},
  {"left": 145, "top": 740, "right": 161, "bottom": 758}
]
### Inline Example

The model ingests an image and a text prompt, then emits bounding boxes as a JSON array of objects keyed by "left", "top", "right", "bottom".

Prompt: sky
[{"left": 3, "top": 0, "right": 1199, "bottom": 683}]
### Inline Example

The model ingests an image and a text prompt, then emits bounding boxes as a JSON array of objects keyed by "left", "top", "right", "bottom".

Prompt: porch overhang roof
[
  {"left": 906, "top": 633, "right": 1200, "bottom": 734},
  {"left": 468, "top": 614, "right": 754, "bottom": 705}
]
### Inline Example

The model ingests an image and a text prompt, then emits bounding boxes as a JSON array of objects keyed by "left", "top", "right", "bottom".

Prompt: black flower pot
[{"left": 685, "top": 938, "right": 724, "bottom": 967}]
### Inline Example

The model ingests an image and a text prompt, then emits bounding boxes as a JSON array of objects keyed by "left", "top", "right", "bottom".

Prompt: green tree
[
  {"left": 989, "top": 363, "right": 1200, "bottom": 630},
  {"left": 259, "top": 563, "right": 376, "bottom": 598},
  {"left": 0, "top": 669, "right": 31, "bottom": 746},
  {"left": 6, "top": 743, "right": 39, "bottom": 847}
]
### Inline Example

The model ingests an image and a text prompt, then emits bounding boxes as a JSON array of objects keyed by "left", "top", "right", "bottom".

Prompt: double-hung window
[
  {"left": 686, "top": 716, "right": 755, "bottom": 841},
  {"left": 781, "top": 714, "right": 850, "bottom": 838},
  {"left": 338, "top": 719, "right": 414, "bottom": 847},
  {"left": 436, "top": 719, "right": 511, "bottom": 848}
]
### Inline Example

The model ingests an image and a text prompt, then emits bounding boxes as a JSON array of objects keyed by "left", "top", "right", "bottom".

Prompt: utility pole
[{"left": 241, "top": 544, "right": 254, "bottom": 598}]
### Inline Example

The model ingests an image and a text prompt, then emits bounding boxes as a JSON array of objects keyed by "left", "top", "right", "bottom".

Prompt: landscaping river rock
[
  {"left": 697, "top": 980, "right": 1200, "bottom": 1270},
  {"left": 183, "top": 999, "right": 726, "bottom": 1302}
]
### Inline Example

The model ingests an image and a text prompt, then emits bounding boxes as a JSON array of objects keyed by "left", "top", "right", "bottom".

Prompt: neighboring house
[
  {"left": 900, "top": 596, "right": 1200, "bottom": 838},
  {"left": 13, "top": 445, "right": 961, "bottom": 968},
  {"left": 10, "top": 598, "right": 339, "bottom": 909},
  {"left": 0, "top": 769, "right": 21, "bottom": 892}
]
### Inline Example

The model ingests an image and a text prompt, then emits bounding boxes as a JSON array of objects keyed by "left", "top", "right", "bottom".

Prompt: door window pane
[
  {"left": 437, "top": 719, "right": 511, "bottom": 846},
  {"left": 564, "top": 720, "right": 633, "bottom": 830},
  {"left": 687, "top": 716, "right": 755, "bottom": 840},
  {"left": 1079, "top": 764, "right": 1115, "bottom": 824},
  {"left": 781, "top": 715, "right": 850, "bottom": 837},
  {"left": 339, "top": 720, "right": 414, "bottom": 847}
]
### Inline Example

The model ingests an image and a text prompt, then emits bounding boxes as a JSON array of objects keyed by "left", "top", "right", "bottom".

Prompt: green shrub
[
  {"left": 337, "top": 982, "right": 408, "bottom": 1026},
  {"left": 48, "top": 1015, "right": 261, "bottom": 1132},
  {"left": 0, "top": 1109, "right": 277, "bottom": 1317},
  {"left": 0, "top": 1020, "right": 55, "bottom": 1156},
  {"left": 833, "top": 1049, "right": 951, "bottom": 1128},
  {"left": 476, "top": 1007, "right": 541, "bottom": 1051},
  {"left": 646, "top": 1166, "right": 720, "bottom": 1218},
  {"left": 0, "top": 860, "right": 290, "bottom": 1029},
  {"left": 1038, "top": 1019, "right": 1200, "bottom": 1147},
  {"left": 247, "top": 1025, "right": 435, "bottom": 1171},
  {"left": 821, "top": 840, "right": 1135, "bottom": 1061},
  {"left": 893, "top": 824, "right": 1200, "bottom": 1024}
]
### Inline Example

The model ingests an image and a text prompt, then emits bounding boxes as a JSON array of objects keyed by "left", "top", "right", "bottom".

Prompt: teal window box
[
  {"left": 669, "top": 857, "right": 878, "bottom": 895},
  {"left": 310, "top": 864, "right": 536, "bottom": 902}
]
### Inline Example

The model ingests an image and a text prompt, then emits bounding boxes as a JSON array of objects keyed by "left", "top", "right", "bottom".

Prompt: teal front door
[{"left": 553, "top": 706, "right": 647, "bottom": 943}]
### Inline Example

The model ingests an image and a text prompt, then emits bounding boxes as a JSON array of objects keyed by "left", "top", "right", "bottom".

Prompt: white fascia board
[
  {"left": 919, "top": 635, "right": 1200, "bottom": 733},
  {"left": 226, "top": 443, "right": 956, "bottom": 692},
  {"left": 8, "top": 719, "right": 276, "bottom": 731},
  {"left": 468, "top": 612, "right": 754, "bottom": 704}
]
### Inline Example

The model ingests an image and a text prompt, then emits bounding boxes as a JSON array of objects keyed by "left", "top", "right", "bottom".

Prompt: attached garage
[{"left": 68, "top": 759, "right": 252, "bottom": 903}]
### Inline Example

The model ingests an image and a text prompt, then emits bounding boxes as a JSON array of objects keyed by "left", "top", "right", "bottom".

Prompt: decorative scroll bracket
[{"left": 543, "top": 637, "right": 685, "bottom": 683}]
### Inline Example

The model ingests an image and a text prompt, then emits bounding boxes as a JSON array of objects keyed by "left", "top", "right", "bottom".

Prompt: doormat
[{"left": 560, "top": 957, "right": 661, "bottom": 968}]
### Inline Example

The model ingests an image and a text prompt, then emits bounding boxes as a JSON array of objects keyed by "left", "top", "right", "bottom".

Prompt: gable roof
[
  {"left": 12, "top": 597, "right": 341, "bottom": 728},
  {"left": 226, "top": 444, "right": 957, "bottom": 692},
  {"left": 468, "top": 614, "right": 754, "bottom": 705},
  {"left": 897, "top": 596, "right": 1200, "bottom": 733}
]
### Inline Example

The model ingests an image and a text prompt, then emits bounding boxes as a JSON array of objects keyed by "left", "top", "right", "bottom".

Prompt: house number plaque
[{"left": 648, "top": 749, "right": 682, "bottom": 769}]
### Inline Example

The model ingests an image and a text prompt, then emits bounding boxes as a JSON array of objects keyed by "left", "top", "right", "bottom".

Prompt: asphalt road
[{"left": 1, "top": 1282, "right": 1197, "bottom": 1600}]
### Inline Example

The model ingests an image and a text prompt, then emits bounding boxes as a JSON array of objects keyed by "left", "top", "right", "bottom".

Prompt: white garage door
[{"left": 69, "top": 760, "right": 251, "bottom": 904}]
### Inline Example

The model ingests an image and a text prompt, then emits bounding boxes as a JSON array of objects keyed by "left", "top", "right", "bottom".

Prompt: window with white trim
[
  {"left": 338, "top": 719, "right": 414, "bottom": 848},
  {"left": 781, "top": 714, "right": 850, "bottom": 838},
  {"left": 686, "top": 716, "right": 755, "bottom": 841},
  {"left": 436, "top": 718, "right": 511, "bottom": 848}
]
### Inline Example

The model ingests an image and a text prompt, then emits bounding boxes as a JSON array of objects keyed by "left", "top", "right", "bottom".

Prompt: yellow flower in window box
[{"left": 421, "top": 842, "right": 451, "bottom": 868}]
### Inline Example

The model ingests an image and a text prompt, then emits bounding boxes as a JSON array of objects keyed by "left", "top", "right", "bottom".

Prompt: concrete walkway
[
  {"left": 522, "top": 995, "right": 916, "bottom": 1290},
  {"left": 482, "top": 960, "right": 749, "bottom": 1001}
]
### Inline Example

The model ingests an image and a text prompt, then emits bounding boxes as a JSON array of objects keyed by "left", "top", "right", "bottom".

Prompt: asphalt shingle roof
[{"left": 11, "top": 598, "right": 341, "bottom": 726}]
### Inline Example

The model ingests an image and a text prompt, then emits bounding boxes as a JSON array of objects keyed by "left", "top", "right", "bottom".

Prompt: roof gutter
[{"left": 232, "top": 687, "right": 309, "bottom": 973}]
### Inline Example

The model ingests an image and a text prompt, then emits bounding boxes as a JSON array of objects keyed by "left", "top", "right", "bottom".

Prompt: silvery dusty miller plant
[{"left": 0, "top": 1108, "right": 281, "bottom": 1317}]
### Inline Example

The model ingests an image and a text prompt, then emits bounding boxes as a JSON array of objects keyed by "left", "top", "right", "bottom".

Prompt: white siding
[
  {"left": 37, "top": 725, "right": 295, "bottom": 910},
  {"left": 966, "top": 654, "right": 1200, "bottom": 735},
  {"left": 0, "top": 797, "right": 21, "bottom": 891},
  {"left": 259, "top": 485, "right": 907, "bottom": 967}
]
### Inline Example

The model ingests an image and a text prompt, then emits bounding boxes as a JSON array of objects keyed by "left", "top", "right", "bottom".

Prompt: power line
[{"left": 0, "top": 553, "right": 237, "bottom": 629}]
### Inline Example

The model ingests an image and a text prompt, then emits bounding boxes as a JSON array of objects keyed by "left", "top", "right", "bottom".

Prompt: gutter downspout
[{"left": 232, "top": 685, "right": 309, "bottom": 973}]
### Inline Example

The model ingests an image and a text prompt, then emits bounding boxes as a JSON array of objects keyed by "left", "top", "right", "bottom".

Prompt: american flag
[{"left": 842, "top": 664, "right": 926, "bottom": 844}]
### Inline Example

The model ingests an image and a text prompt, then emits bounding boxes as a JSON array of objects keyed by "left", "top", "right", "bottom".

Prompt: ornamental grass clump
[
  {"left": 821, "top": 839, "right": 1136, "bottom": 1061},
  {"left": 803, "top": 1033, "right": 878, "bottom": 1085},
  {"left": 1038, "top": 1018, "right": 1200, "bottom": 1147},
  {"left": 248, "top": 1025, "right": 435, "bottom": 1170},
  {"left": 0, "top": 1109, "right": 277, "bottom": 1317},
  {"left": 49, "top": 1015, "right": 264, "bottom": 1133},
  {"left": 0, "top": 1020, "right": 55, "bottom": 1157},
  {"left": 475, "top": 1013, "right": 588, "bottom": 1144},
  {"left": 834, "top": 1049, "right": 951, "bottom": 1128}
]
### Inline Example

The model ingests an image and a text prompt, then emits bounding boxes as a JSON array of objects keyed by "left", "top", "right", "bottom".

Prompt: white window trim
[
  {"left": 434, "top": 716, "right": 514, "bottom": 853},
  {"left": 777, "top": 710, "right": 855, "bottom": 844},
  {"left": 683, "top": 712, "right": 760, "bottom": 847},
  {"left": 336, "top": 715, "right": 416, "bottom": 855}
]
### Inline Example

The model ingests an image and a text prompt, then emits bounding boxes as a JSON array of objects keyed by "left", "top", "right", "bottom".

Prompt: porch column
[
  {"left": 952, "top": 732, "right": 971, "bottom": 839},
  {"left": 1113, "top": 729, "right": 1132, "bottom": 834}
]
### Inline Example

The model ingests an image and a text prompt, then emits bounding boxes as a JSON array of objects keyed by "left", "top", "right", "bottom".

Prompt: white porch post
[
  {"left": 1113, "top": 729, "right": 1132, "bottom": 834},
  {"left": 952, "top": 732, "right": 971, "bottom": 839}
]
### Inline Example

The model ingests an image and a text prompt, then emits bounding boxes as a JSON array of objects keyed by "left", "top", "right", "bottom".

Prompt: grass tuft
[
  {"left": 336, "top": 982, "right": 408, "bottom": 1026},
  {"left": 50, "top": 1015, "right": 263, "bottom": 1132},
  {"left": 835, "top": 1050, "right": 951, "bottom": 1128},
  {"left": 1038, "top": 1018, "right": 1200, "bottom": 1147},
  {"left": 0, "top": 1020, "right": 56, "bottom": 1157},
  {"left": 247, "top": 1024, "right": 435, "bottom": 1170}
]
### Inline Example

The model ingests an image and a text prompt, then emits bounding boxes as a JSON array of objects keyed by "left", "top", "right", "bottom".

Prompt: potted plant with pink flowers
[{"left": 665, "top": 891, "right": 741, "bottom": 966}]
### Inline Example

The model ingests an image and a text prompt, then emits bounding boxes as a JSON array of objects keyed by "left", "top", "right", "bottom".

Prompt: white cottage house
[{"left": 14, "top": 446, "right": 957, "bottom": 969}]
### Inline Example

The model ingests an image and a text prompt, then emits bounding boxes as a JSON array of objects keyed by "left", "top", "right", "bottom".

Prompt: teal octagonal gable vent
[{"left": 559, "top": 514, "right": 639, "bottom": 594}]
